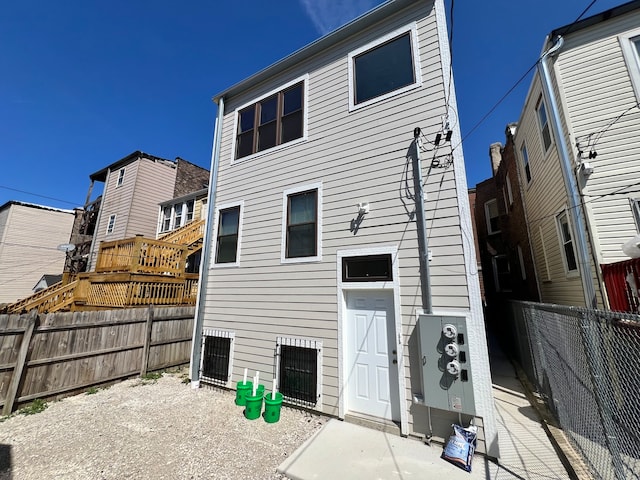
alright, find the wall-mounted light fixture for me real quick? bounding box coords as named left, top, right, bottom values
left=357, top=202, right=370, bottom=215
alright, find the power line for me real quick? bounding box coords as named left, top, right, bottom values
left=0, top=184, right=81, bottom=207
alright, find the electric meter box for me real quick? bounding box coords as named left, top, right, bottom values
left=415, top=314, right=476, bottom=415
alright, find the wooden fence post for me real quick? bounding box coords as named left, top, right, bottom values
left=3, top=310, right=38, bottom=416
left=140, top=305, right=154, bottom=376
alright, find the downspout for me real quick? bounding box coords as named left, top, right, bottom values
left=540, top=37, right=627, bottom=479
left=538, top=36, right=597, bottom=308
left=412, top=128, right=433, bottom=314
left=190, top=97, right=225, bottom=387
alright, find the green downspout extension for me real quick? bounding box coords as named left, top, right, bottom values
left=190, top=97, right=225, bottom=386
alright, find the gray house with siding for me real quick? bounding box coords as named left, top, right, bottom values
left=191, top=0, right=498, bottom=456
left=512, top=0, right=640, bottom=308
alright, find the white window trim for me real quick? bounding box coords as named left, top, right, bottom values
left=620, top=28, right=640, bottom=103
left=211, top=200, right=244, bottom=268
left=173, top=202, right=185, bottom=230
left=281, top=182, right=322, bottom=264
left=484, top=199, right=500, bottom=234
left=348, top=22, right=422, bottom=112
left=521, top=142, right=532, bottom=185
left=555, top=209, right=579, bottom=278
left=492, top=254, right=512, bottom=292
left=106, top=214, right=116, bottom=235
left=200, top=329, right=235, bottom=388
left=536, top=96, right=553, bottom=154
left=276, top=336, right=323, bottom=409
left=230, top=74, right=309, bottom=164
left=517, top=244, right=527, bottom=281
left=631, top=198, right=640, bottom=232
left=505, top=173, right=513, bottom=206
left=539, top=225, right=552, bottom=282
left=116, top=168, right=125, bottom=187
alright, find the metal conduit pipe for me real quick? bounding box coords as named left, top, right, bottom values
left=538, top=36, right=597, bottom=308
left=190, top=97, right=225, bottom=387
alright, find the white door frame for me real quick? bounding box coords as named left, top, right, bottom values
left=336, top=245, right=408, bottom=435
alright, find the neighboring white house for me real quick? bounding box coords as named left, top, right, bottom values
left=191, top=0, right=498, bottom=457
left=512, top=0, right=640, bottom=307
left=0, top=201, right=74, bottom=304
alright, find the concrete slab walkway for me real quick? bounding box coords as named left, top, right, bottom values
left=278, top=341, right=574, bottom=480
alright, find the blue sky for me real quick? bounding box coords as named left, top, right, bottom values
left=0, top=0, right=626, bottom=210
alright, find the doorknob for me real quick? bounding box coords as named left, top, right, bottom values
left=392, top=359, right=397, bottom=364
left=392, top=350, right=397, bottom=355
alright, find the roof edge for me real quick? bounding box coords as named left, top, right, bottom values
left=89, top=150, right=176, bottom=182
left=551, top=0, right=640, bottom=38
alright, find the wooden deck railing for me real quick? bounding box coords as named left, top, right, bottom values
left=95, top=236, right=188, bottom=276
left=157, top=219, right=205, bottom=250
left=4, top=274, right=198, bottom=314
left=5, top=280, right=79, bottom=314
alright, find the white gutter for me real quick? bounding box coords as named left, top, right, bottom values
left=538, top=36, right=597, bottom=308
left=190, top=97, right=225, bottom=387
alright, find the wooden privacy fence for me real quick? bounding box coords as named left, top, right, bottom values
left=0, top=305, right=195, bottom=415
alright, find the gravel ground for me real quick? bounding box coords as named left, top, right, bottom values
left=0, top=370, right=327, bottom=479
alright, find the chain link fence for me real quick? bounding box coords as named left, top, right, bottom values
left=508, top=301, right=640, bottom=480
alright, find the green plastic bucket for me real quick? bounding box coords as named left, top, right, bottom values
left=244, top=392, right=264, bottom=420
left=263, top=392, right=283, bottom=423
left=235, top=381, right=253, bottom=406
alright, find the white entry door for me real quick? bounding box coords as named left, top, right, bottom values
left=345, top=290, right=400, bottom=421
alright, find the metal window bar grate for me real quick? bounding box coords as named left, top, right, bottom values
left=277, top=337, right=320, bottom=406
left=201, top=329, right=233, bottom=386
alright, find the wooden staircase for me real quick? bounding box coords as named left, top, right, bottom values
left=2, top=220, right=205, bottom=314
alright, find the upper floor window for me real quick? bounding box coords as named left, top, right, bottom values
left=174, top=202, right=184, bottom=228
left=619, top=30, right=640, bottom=103
left=492, top=255, right=512, bottom=292
left=521, top=143, right=531, bottom=183
left=185, top=200, right=195, bottom=223
left=485, top=199, right=500, bottom=234
left=536, top=96, right=552, bottom=152
left=631, top=198, right=640, bottom=232
left=504, top=173, right=513, bottom=208
left=116, top=168, right=125, bottom=187
left=556, top=211, right=578, bottom=274
left=106, top=214, right=116, bottom=235
left=235, top=81, right=304, bottom=160
left=282, top=183, right=322, bottom=263
left=215, top=203, right=242, bottom=265
left=348, top=24, right=421, bottom=110
left=161, top=206, right=172, bottom=232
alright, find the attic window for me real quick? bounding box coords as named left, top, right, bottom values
left=116, top=168, right=125, bottom=187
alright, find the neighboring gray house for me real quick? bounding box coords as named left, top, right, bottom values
left=0, top=201, right=74, bottom=304
left=191, top=0, right=498, bottom=456
left=512, top=0, right=640, bottom=308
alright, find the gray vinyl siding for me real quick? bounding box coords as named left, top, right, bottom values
left=554, top=9, right=640, bottom=265
left=0, top=204, right=74, bottom=304
left=203, top=1, right=477, bottom=439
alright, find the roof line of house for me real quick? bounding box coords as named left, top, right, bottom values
left=551, top=0, right=640, bottom=38
left=89, top=150, right=176, bottom=182
left=0, top=200, right=75, bottom=214
left=212, top=0, right=417, bottom=103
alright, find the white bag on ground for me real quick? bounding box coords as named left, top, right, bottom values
left=441, top=423, right=477, bottom=472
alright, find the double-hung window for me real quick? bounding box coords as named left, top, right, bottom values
left=492, top=255, right=512, bottom=292
left=174, top=202, right=184, bottom=229
left=485, top=199, right=500, bottom=234
left=215, top=203, right=242, bottom=265
left=235, top=80, right=305, bottom=159
left=631, top=198, right=640, bottom=232
left=536, top=96, right=552, bottom=152
left=521, top=143, right=531, bottom=183
left=116, top=168, right=125, bottom=187
left=106, top=214, right=116, bottom=234
left=348, top=24, right=421, bottom=110
left=185, top=200, right=195, bottom=223
left=282, top=184, right=321, bottom=262
left=619, top=29, right=640, bottom=102
left=161, top=206, right=172, bottom=232
left=556, top=211, right=578, bottom=274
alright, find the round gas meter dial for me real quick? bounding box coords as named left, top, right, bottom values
left=446, top=360, right=461, bottom=377
left=444, top=343, right=459, bottom=357
left=442, top=324, right=457, bottom=339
